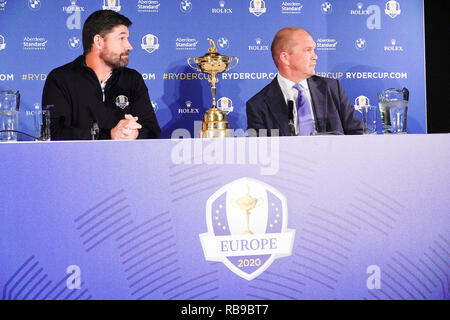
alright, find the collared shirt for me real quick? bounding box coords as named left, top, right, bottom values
left=277, top=73, right=315, bottom=135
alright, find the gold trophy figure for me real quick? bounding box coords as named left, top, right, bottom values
left=187, top=38, right=239, bottom=138
left=232, top=185, right=263, bottom=235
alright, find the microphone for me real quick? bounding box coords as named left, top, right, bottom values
left=91, top=122, right=99, bottom=140
left=87, top=105, right=99, bottom=140
left=288, top=100, right=296, bottom=136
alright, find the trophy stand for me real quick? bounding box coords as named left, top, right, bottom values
left=187, top=39, right=238, bottom=138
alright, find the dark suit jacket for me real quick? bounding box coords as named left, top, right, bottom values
left=246, top=75, right=363, bottom=136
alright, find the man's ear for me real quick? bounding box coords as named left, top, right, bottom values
left=93, top=34, right=104, bottom=51
left=279, top=51, right=290, bottom=67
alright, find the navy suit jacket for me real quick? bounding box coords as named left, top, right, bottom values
left=246, top=75, right=363, bottom=136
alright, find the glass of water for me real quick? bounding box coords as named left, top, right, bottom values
left=378, top=88, right=409, bottom=134
left=41, top=109, right=51, bottom=141
left=31, top=103, right=42, bottom=140
left=361, top=105, right=377, bottom=134
left=0, top=90, right=20, bottom=142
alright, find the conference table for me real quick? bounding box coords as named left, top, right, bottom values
left=0, top=134, right=448, bottom=300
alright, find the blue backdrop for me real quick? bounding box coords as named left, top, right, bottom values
left=0, top=0, right=427, bottom=139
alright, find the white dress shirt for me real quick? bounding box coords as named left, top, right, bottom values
left=277, top=73, right=315, bottom=135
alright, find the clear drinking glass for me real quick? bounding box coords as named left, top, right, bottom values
left=41, top=105, right=52, bottom=141
left=361, top=105, right=377, bottom=134
left=0, top=90, right=20, bottom=142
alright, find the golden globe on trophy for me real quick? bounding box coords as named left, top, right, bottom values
left=187, top=38, right=239, bottom=138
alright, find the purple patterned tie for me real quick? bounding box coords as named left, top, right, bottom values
left=293, top=83, right=315, bottom=136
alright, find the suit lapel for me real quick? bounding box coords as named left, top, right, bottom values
left=307, top=76, right=327, bottom=121
left=264, top=78, right=289, bottom=135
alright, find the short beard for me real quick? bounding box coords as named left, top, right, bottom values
left=101, top=51, right=130, bottom=70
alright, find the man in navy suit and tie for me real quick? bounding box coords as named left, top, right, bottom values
left=246, top=27, right=363, bottom=136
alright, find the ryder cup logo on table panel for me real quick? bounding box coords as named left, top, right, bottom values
left=385, top=0, right=400, bottom=18
left=199, top=178, right=296, bottom=281
left=141, top=34, right=159, bottom=53
left=103, top=0, right=121, bottom=12
left=28, top=0, right=41, bottom=11
left=249, top=0, right=266, bottom=17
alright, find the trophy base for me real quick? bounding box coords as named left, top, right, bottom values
left=200, top=129, right=233, bottom=138
left=200, top=107, right=232, bottom=139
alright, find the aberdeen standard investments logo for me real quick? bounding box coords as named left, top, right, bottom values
left=200, top=178, right=295, bottom=280
left=137, top=0, right=160, bottom=13
left=316, top=38, right=338, bottom=51
left=23, top=36, right=47, bottom=50
left=282, top=1, right=303, bottom=14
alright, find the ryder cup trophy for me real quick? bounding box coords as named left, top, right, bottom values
left=187, top=38, right=238, bottom=138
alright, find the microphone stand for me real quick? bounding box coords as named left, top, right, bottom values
left=91, top=122, right=99, bottom=140
left=288, top=100, right=296, bottom=136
